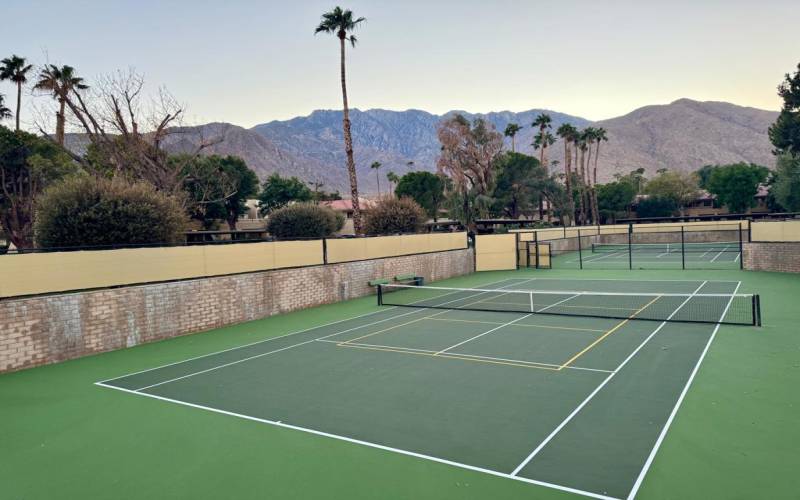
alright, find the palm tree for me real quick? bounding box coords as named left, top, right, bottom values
left=576, top=131, right=589, bottom=225
left=532, top=114, right=554, bottom=221
left=591, top=127, right=607, bottom=224
left=0, top=93, right=11, bottom=121
left=531, top=113, right=553, bottom=172
left=370, top=161, right=382, bottom=194
left=34, top=64, right=88, bottom=146
left=503, top=123, right=522, bottom=153
left=386, top=171, right=399, bottom=193
left=0, top=55, right=33, bottom=131
left=556, top=123, right=578, bottom=225
left=315, top=7, right=366, bottom=233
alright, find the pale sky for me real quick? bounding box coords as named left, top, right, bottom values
left=1, top=0, right=797, bottom=128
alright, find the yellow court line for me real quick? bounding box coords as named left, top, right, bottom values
left=337, top=342, right=559, bottom=371
left=557, top=295, right=663, bottom=370
left=425, top=317, right=605, bottom=333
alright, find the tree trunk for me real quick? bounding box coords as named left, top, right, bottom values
left=15, top=81, right=22, bottom=131
left=2, top=209, right=33, bottom=249
left=511, top=135, right=516, bottom=153
left=578, top=148, right=587, bottom=225
left=339, top=35, right=362, bottom=233
left=564, top=140, right=574, bottom=226
left=375, top=169, right=380, bottom=195
left=593, top=141, right=601, bottom=224
left=56, top=97, right=66, bottom=146
left=226, top=208, right=238, bottom=231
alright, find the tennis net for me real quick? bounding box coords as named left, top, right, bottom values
left=591, top=242, right=741, bottom=253
left=377, top=284, right=760, bottom=326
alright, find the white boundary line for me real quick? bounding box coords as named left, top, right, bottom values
left=98, top=277, right=527, bottom=384
left=509, top=280, right=709, bottom=477
left=94, top=381, right=621, bottom=500
left=530, top=278, right=738, bottom=283
left=624, top=281, right=741, bottom=500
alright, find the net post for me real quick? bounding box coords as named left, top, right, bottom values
left=534, top=232, right=540, bottom=269
left=529, top=291, right=534, bottom=313
left=377, top=284, right=383, bottom=306
left=753, top=294, right=761, bottom=326
left=577, top=229, right=583, bottom=269
left=739, top=223, right=744, bottom=270
left=628, top=223, right=633, bottom=270
left=681, top=225, right=686, bottom=270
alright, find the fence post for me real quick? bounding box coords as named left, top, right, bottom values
left=739, top=222, right=744, bottom=270
left=322, top=238, right=328, bottom=265
left=534, top=232, right=540, bottom=269
left=681, top=225, right=686, bottom=270
left=577, top=229, right=583, bottom=269
left=627, top=223, right=633, bottom=270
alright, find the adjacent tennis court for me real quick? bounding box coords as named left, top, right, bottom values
left=551, top=242, right=742, bottom=270
left=97, top=277, right=755, bottom=500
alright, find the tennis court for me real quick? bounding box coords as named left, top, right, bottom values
left=96, top=277, right=757, bottom=500
left=551, top=242, right=742, bottom=270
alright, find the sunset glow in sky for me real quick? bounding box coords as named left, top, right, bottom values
left=1, top=0, right=797, bottom=128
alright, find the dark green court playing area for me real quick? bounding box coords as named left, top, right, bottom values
left=97, top=277, right=752, bottom=500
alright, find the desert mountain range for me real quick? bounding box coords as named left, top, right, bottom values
left=163, top=98, right=779, bottom=193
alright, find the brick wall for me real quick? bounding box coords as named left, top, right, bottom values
left=0, top=248, right=473, bottom=373
left=743, top=242, right=800, bottom=273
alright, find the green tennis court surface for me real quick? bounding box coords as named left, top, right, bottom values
left=97, top=277, right=747, bottom=500
left=3, top=269, right=798, bottom=500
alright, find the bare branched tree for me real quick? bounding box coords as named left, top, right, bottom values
left=34, top=68, right=234, bottom=206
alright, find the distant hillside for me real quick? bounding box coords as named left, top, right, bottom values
left=141, top=99, right=778, bottom=193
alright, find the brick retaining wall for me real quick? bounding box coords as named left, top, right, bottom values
left=743, top=242, right=800, bottom=273
left=0, top=248, right=474, bottom=373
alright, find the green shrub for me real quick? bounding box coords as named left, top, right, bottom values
left=363, top=197, right=426, bottom=235
left=34, top=177, right=187, bottom=248
left=266, top=203, right=343, bottom=239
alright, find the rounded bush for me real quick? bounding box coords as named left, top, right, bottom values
left=363, top=196, right=426, bottom=235
left=267, top=203, right=343, bottom=239
left=34, top=176, right=187, bottom=248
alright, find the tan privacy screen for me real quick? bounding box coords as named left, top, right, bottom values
left=751, top=220, right=800, bottom=242
left=475, top=234, right=517, bottom=271
left=326, top=232, right=467, bottom=263
left=0, top=240, right=325, bottom=298
left=0, top=234, right=470, bottom=298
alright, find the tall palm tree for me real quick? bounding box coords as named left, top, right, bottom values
left=532, top=113, right=554, bottom=221
left=503, top=123, right=522, bottom=153
left=591, top=127, right=607, bottom=224
left=370, top=161, right=382, bottom=194
left=531, top=113, right=553, bottom=172
left=556, top=123, right=578, bottom=225
left=576, top=131, right=590, bottom=225
left=34, top=64, right=88, bottom=146
left=0, top=93, right=12, bottom=121
left=315, top=7, right=366, bottom=233
left=0, top=55, right=33, bottom=131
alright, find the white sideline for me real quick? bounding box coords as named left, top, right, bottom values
left=510, top=280, right=709, bottom=477
left=131, top=279, right=532, bottom=391
left=624, top=281, right=741, bottom=500
left=94, top=381, right=621, bottom=500
left=98, top=276, right=527, bottom=384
